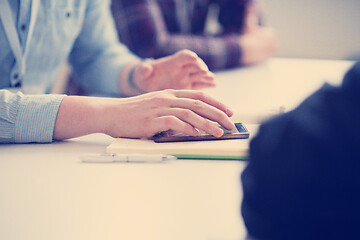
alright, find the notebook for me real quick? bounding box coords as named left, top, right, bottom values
left=106, top=124, right=259, bottom=160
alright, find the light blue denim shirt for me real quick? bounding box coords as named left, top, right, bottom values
left=0, top=0, right=140, bottom=143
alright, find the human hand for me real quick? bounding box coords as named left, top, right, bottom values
left=240, top=27, right=278, bottom=65
left=132, top=50, right=216, bottom=93
left=101, top=89, right=234, bottom=139
left=239, top=1, right=278, bottom=65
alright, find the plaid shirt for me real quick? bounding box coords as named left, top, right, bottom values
left=111, top=0, right=252, bottom=71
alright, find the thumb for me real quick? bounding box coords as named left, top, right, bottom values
left=135, top=61, right=153, bottom=80
left=130, top=61, right=154, bottom=94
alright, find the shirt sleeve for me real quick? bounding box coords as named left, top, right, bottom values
left=0, top=90, right=65, bottom=143
left=111, top=0, right=244, bottom=71
left=217, top=0, right=249, bottom=32
left=68, top=0, right=140, bottom=96
left=241, top=62, right=360, bottom=239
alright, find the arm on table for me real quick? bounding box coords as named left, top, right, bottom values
left=53, top=89, right=235, bottom=140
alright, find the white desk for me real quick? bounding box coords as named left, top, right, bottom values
left=0, top=58, right=355, bottom=240
left=205, top=58, right=354, bottom=123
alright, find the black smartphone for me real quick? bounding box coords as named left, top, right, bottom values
left=152, top=123, right=249, bottom=143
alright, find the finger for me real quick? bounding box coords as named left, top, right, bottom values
left=189, top=71, right=215, bottom=82
left=174, top=49, right=198, bottom=65
left=172, top=49, right=209, bottom=70
left=188, top=75, right=216, bottom=89
left=172, top=90, right=234, bottom=118
left=181, top=69, right=216, bottom=88
left=183, top=64, right=208, bottom=75
left=150, top=115, right=200, bottom=137
left=136, top=61, right=153, bottom=79
left=161, top=50, right=210, bottom=74
left=166, top=97, right=234, bottom=130
left=191, top=81, right=216, bottom=90
left=181, top=55, right=209, bottom=71
left=182, top=66, right=215, bottom=89
left=157, top=109, right=225, bottom=137
left=194, top=56, right=209, bottom=71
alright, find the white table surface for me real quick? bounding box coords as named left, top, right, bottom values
left=0, top=58, right=355, bottom=240
left=205, top=58, right=355, bottom=123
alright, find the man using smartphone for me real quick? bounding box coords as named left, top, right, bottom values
left=0, top=0, right=234, bottom=143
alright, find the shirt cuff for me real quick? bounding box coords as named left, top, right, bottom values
left=14, top=94, right=66, bottom=143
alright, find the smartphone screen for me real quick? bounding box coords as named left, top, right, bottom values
left=152, top=123, right=249, bottom=143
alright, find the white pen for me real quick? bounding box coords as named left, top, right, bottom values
left=80, top=153, right=176, bottom=163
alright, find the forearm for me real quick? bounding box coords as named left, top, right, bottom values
left=54, top=89, right=235, bottom=141
left=53, top=96, right=111, bottom=140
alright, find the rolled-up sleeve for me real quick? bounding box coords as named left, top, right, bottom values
left=0, top=90, right=65, bottom=143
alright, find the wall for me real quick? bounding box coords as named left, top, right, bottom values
left=260, top=0, right=360, bottom=60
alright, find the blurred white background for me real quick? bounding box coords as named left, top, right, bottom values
left=260, top=0, right=360, bottom=60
